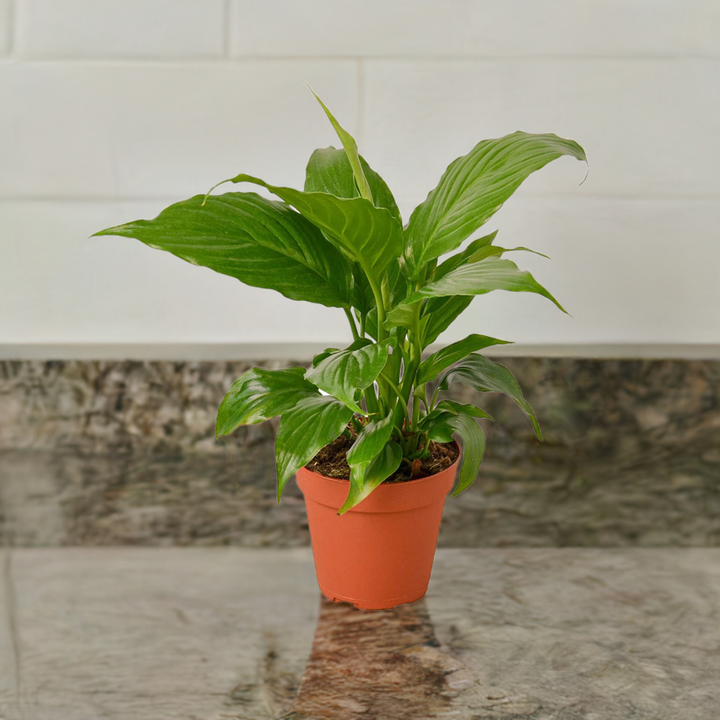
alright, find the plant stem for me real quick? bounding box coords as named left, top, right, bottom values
left=430, top=383, right=442, bottom=411
left=344, top=307, right=360, bottom=342
left=366, top=274, right=392, bottom=410
left=382, top=372, right=408, bottom=423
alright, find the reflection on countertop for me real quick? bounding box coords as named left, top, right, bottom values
left=0, top=547, right=718, bottom=719
left=2, top=445, right=720, bottom=549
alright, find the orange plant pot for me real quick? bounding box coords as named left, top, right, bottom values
left=296, top=451, right=459, bottom=610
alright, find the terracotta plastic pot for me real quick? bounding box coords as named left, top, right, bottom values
left=296, top=450, right=460, bottom=610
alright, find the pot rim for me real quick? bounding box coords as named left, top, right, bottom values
left=298, top=440, right=461, bottom=490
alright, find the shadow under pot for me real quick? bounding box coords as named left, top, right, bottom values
left=296, top=448, right=460, bottom=610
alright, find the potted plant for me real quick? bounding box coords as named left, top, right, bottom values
left=95, top=89, right=585, bottom=610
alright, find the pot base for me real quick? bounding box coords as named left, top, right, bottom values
left=320, top=585, right=427, bottom=611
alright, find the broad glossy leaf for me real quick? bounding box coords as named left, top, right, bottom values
left=340, top=440, right=403, bottom=514
left=305, top=339, right=393, bottom=413
left=384, top=301, right=418, bottom=330
left=305, top=147, right=402, bottom=320
left=417, top=334, right=511, bottom=384
left=404, top=132, right=586, bottom=278
left=312, top=347, right=340, bottom=368
left=216, top=367, right=318, bottom=438
left=305, top=147, right=401, bottom=223
left=310, top=338, right=372, bottom=371
left=427, top=422, right=455, bottom=444
left=275, top=395, right=353, bottom=500
left=347, top=411, right=396, bottom=469
left=218, top=174, right=403, bottom=285
left=440, top=354, right=542, bottom=440
left=400, top=257, right=566, bottom=313
left=94, top=192, right=353, bottom=309
left=444, top=410, right=487, bottom=497
left=307, top=86, right=374, bottom=203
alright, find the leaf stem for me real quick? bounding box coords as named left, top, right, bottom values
left=344, top=307, right=360, bottom=341
left=381, top=372, right=408, bottom=423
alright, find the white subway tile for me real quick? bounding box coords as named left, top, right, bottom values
left=361, top=59, right=720, bottom=201
left=0, top=201, right=351, bottom=344
left=0, top=0, right=11, bottom=55
left=230, top=0, right=720, bottom=58
left=15, top=0, right=226, bottom=58
left=430, top=195, right=720, bottom=346
left=2, top=197, right=719, bottom=346
left=0, top=61, right=358, bottom=198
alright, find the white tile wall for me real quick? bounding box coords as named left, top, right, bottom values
left=1, top=0, right=718, bottom=353
left=229, top=0, right=720, bottom=58
left=443, top=196, right=720, bottom=345
left=3, top=197, right=718, bottom=346
left=0, top=0, right=11, bottom=55
left=15, top=0, right=227, bottom=58
left=0, top=201, right=351, bottom=344
left=0, top=61, right=358, bottom=198
left=362, top=59, right=720, bottom=203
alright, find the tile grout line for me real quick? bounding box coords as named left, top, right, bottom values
left=3, top=549, right=24, bottom=718
left=1, top=54, right=720, bottom=64
left=3, top=193, right=720, bottom=204
left=6, top=0, right=15, bottom=55
left=222, top=0, right=231, bottom=58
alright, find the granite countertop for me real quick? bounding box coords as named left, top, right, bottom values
left=1, top=547, right=718, bottom=719
left=3, top=448, right=720, bottom=550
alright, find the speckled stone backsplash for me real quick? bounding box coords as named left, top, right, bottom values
left=1, top=359, right=719, bottom=547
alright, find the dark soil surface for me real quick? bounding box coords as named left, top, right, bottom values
left=305, top=430, right=459, bottom=483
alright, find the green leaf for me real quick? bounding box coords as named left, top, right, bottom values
left=420, top=296, right=475, bottom=347
left=434, top=231, right=499, bottom=281
left=404, top=131, right=586, bottom=278
left=400, top=257, right=566, bottom=313
left=427, top=423, right=455, bottom=444
left=443, top=411, right=487, bottom=497
left=305, top=339, right=393, bottom=413
left=347, top=411, right=396, bottom=470
left=304, top=146, right=402, bottom=322
left=417, top=334, right=512, bottom=384
left=421, top=400, right=492, bottom=434
left=306, top=86, right=374, bottom=203
left=216, top=367, right=319, bottom=438
left=436, top=400, right=494, bottom=421
left=94, top=192, right=353, bottom=309
left=216, top=174, right=403, bottom=288
left=365, top=260, right=408, bottom=335
left=340, top=440, right=403, bottom=514
left=305, top=147, right=401, bottom=223
left=275, top=395, right=353, bottom=500
left=440, top=354, right=543, bottom=440
left=311, top=347, right=340, bottom=368
left=384, top=302, right=418, bottom=330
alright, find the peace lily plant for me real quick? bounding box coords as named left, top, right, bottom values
left=95, top=91, right=586, bottom=516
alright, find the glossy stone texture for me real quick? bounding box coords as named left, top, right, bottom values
left=0, top=548, right=718, bottom=719
left=1, top=358, right=720, bottom=548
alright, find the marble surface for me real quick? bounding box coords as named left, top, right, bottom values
left=0, top=547, right=718, bottom=719
left=2, top=358, right=720, bottom=461
left=2, top=447, right=719, bottom=548
left=1, top=358, right=719, bottom=548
